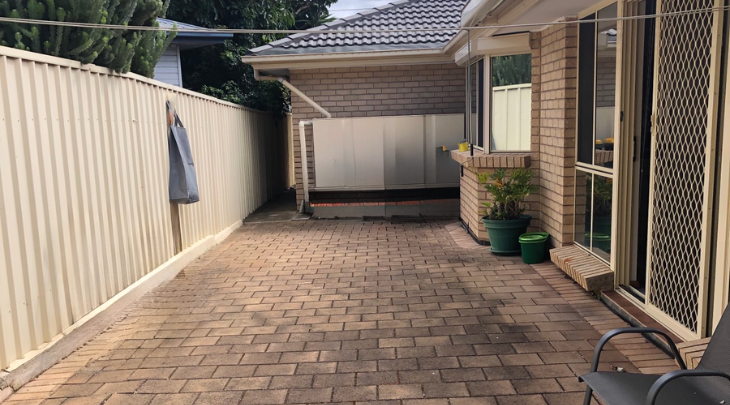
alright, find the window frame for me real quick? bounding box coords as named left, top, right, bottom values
left=467, top=58, right=487, bottom=150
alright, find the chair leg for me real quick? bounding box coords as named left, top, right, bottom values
left=583, top=387, right=593, bottom=405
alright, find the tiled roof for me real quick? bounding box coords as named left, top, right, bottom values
left=247, top=0, right=466, bottom=56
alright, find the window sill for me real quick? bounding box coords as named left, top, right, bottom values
left=450, top=150, right=531, bottom=169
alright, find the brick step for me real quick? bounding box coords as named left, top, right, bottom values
left=676, top=338, right=710, bottom=369
left=550, top=246, right=613, bottom=293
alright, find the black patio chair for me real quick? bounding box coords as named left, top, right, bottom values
left=579, top=308, right=730, bottom=405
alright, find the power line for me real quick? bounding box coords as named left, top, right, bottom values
left=0, top=5, right=727, bottom=35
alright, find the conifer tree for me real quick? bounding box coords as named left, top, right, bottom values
left=0, top=0, right=176, bottom=77
left=129, top=0, right=174, bottom=77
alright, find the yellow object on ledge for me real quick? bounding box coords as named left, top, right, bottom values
left=458, top=142, right=469, bottom=152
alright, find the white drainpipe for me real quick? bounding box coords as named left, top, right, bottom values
left=299, top=121, right=312, bottom=209
left=254, top=70, right=331, bottom=118
left=254, top=70, right=324, bottom=211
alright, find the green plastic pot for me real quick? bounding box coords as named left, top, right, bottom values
left=482, top=215, right=532, bottom=255
left=593, top=216, right=612, bottom=237
left=592, top=233, right=611, bottom=253
left=519, top=232, right=549, bottom=264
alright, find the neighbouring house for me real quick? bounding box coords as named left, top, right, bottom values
left=154, top=18, right=232, bottom=87
left=242, top=0, right=473, bottom=219
left=245, top=0, right=730, bottom=347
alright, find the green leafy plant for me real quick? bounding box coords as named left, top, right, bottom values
left=479, top=168, right=536, bottom=220
left=492, top=54, right=531, bottom=87
left=589, top=176, right=613, bottom=217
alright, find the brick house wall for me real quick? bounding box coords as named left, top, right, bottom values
left=289, top=63, right=466, bottom=207
left=283, top=26, right=578, bottom=248
left=534, top=22, right=579, bottom=247
left=596, top=56, right=617, bottom=108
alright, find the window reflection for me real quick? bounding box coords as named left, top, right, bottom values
left=575, top=170, right=592, bottom=249
left=490, top=54, right=531, bottom=151
left=594, top=3, right=617, bottom=169
left=590, top=174, right=613, bottom=262
left=469, top=61, right=479, bottom=146
left=577, top=16, right=596, bottom=165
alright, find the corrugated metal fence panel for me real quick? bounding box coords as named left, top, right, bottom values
left=0, top=46, right=287, bottom=369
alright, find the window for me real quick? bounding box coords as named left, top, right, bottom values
left=577, top=3, right=618, bottom=169
left=574, top=170, right=591, bottom=250
left=575, top=2, right=618, bottom=264
left=466, top=54, right=532, bottom=151
left=467, top=59, right=485, bottom=148
left=490, top=54, right=532, bottom=152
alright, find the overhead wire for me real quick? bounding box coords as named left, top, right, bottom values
left=0, top=5, right=727, bottom=35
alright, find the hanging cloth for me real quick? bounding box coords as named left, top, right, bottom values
left=167, top=102, right=200, bottom=204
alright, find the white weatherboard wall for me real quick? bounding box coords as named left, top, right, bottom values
left=0, top=46, right=288, bottom=370
left=153, top=45, right=182, bottom=87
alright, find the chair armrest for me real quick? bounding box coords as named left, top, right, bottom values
left=645, top=369, right=730, bottom=405
left=585, top=327, right=686, bottom=374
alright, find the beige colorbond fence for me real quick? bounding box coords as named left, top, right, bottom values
left=0, top=46, right=290, bottom=370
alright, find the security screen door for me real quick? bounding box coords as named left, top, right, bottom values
left=644, top=0, right=723, bottom=340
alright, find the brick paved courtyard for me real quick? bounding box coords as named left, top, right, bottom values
left=5, top=220, right=674, bottom=405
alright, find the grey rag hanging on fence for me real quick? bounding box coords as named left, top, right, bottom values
left=167, top=102, right=200, bottom=204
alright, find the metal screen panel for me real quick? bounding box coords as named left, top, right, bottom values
left=312, top=115, right=463, bottom=191
left=646, top=0, right=719, bottom=338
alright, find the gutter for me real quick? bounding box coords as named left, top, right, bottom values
left=241, top=48, right=450, bottom=68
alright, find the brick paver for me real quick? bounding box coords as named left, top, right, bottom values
left=5, top=220, right=673, bottom=404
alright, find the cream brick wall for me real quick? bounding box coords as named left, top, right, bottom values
left=533, top=22, right=579, bottom=247
left=289, top=64, right=467, bottom=207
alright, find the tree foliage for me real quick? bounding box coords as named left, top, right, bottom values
left=0, top=0, right=176, bottom=77
left=491, top=54, right=532, bottom=87
left=166, top=0, right=337, bottom=115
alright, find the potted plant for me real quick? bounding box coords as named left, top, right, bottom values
left=479, top=168, right=536, bottom=255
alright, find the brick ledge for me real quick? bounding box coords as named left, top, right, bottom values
left=450, top=150, right=531, bottom=168
left=550, top=245, right=614, bottom=293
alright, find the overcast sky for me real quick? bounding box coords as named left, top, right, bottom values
left=329, top=0, right=395, bottom=18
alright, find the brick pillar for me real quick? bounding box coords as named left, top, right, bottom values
left=533, top=21, right=578, bottom=247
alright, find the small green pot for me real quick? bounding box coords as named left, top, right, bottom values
left=519, top=232, right=550, bottom=264
left=592, top=233, right=611, bottom=253
left=593, top=216, right=612, bottom=237
left=482, top=215, right=532, bottom=255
